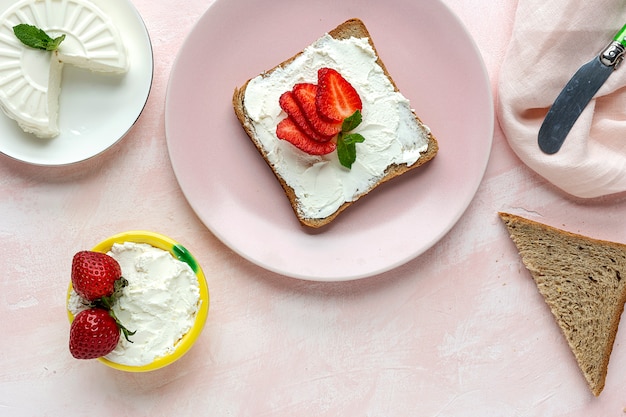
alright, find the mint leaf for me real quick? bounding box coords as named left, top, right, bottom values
left=336, top=110, right=365, bottom=169
left=342, top=110, right=362, bottom=132
left=343, top=133, right=366, bottom=146
left=13, top=24, right=65, bottom=51
left=337, top=133, right=365, bottom=169
left=48, top=34, right=66, bottom=51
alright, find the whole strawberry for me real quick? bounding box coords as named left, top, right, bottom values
left=71, top=251, right=123, bottom=301
left=69, top=308, right=121, bottom=359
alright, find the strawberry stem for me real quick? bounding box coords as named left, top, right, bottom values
left=108, top=309, right=136, bottom=343
left=91, top=276, right=135, bottom=343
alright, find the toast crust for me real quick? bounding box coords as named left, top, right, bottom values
left=499, top=212, right=626, bottom=396
left=233, top=18, right=438, bottom=228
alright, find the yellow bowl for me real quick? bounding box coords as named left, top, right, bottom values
left=67, top=231, right=209, bottom=372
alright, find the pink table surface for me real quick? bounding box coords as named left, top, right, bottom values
left=2, top=0, right=626, bottom=416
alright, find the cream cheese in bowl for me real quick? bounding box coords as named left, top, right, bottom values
left=67, top=231, right=209, bottom=372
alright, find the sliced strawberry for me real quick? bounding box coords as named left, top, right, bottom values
left=292, top=83, right=342, bottom=139
left=279, top=91, right=334, bottom=143
left=276, top=118, right=336, bottom=155
left=316, top=68, right=362, bottom=123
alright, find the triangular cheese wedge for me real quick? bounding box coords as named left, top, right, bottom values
left=499, top=212, right=626, bottom=396
left=0, top=0, right=128, bottom=138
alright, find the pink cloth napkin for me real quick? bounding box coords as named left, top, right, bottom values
left=498, top=0, right=626, bottom=198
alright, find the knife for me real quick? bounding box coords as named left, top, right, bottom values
left=538, top=24, right=626, bottom=154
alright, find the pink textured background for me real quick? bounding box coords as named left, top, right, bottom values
left=2, top=0, right=626, bottom=415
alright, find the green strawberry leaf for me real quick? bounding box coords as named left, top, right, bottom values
left=13, top=23, right=65, bottom=51
left=91, top=276, right=135, bottom=342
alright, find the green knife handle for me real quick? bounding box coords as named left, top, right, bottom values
left=599, top=25, right=626, bottom=67
left=614, top=23, right=626, bottom=47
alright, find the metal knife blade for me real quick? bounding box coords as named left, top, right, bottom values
left=538, top=24, right=626, bottom=154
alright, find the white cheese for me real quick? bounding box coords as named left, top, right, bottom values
left=0, top=0, right=128, bottom=138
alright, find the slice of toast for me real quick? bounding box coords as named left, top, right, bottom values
left=499, top=212, right=626, bottom=396
left=233, top=18, right=438, bottom=228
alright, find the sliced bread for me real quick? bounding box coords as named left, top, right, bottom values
left=232, top=18, right=438, bottom=228
left=499, top=211, right=626, bottom=396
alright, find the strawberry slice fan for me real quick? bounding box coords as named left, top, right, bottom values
left=276, top=67, right=365, bottom=168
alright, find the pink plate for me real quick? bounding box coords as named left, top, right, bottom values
left=165, top=0, right=493, bottom=281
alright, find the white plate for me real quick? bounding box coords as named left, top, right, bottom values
left=0, top=0, right=153, bottom=166
left=165, top=0, right=493, bottom=281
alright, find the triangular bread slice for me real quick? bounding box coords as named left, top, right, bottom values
left=499, top=212, right=626, bottom=396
